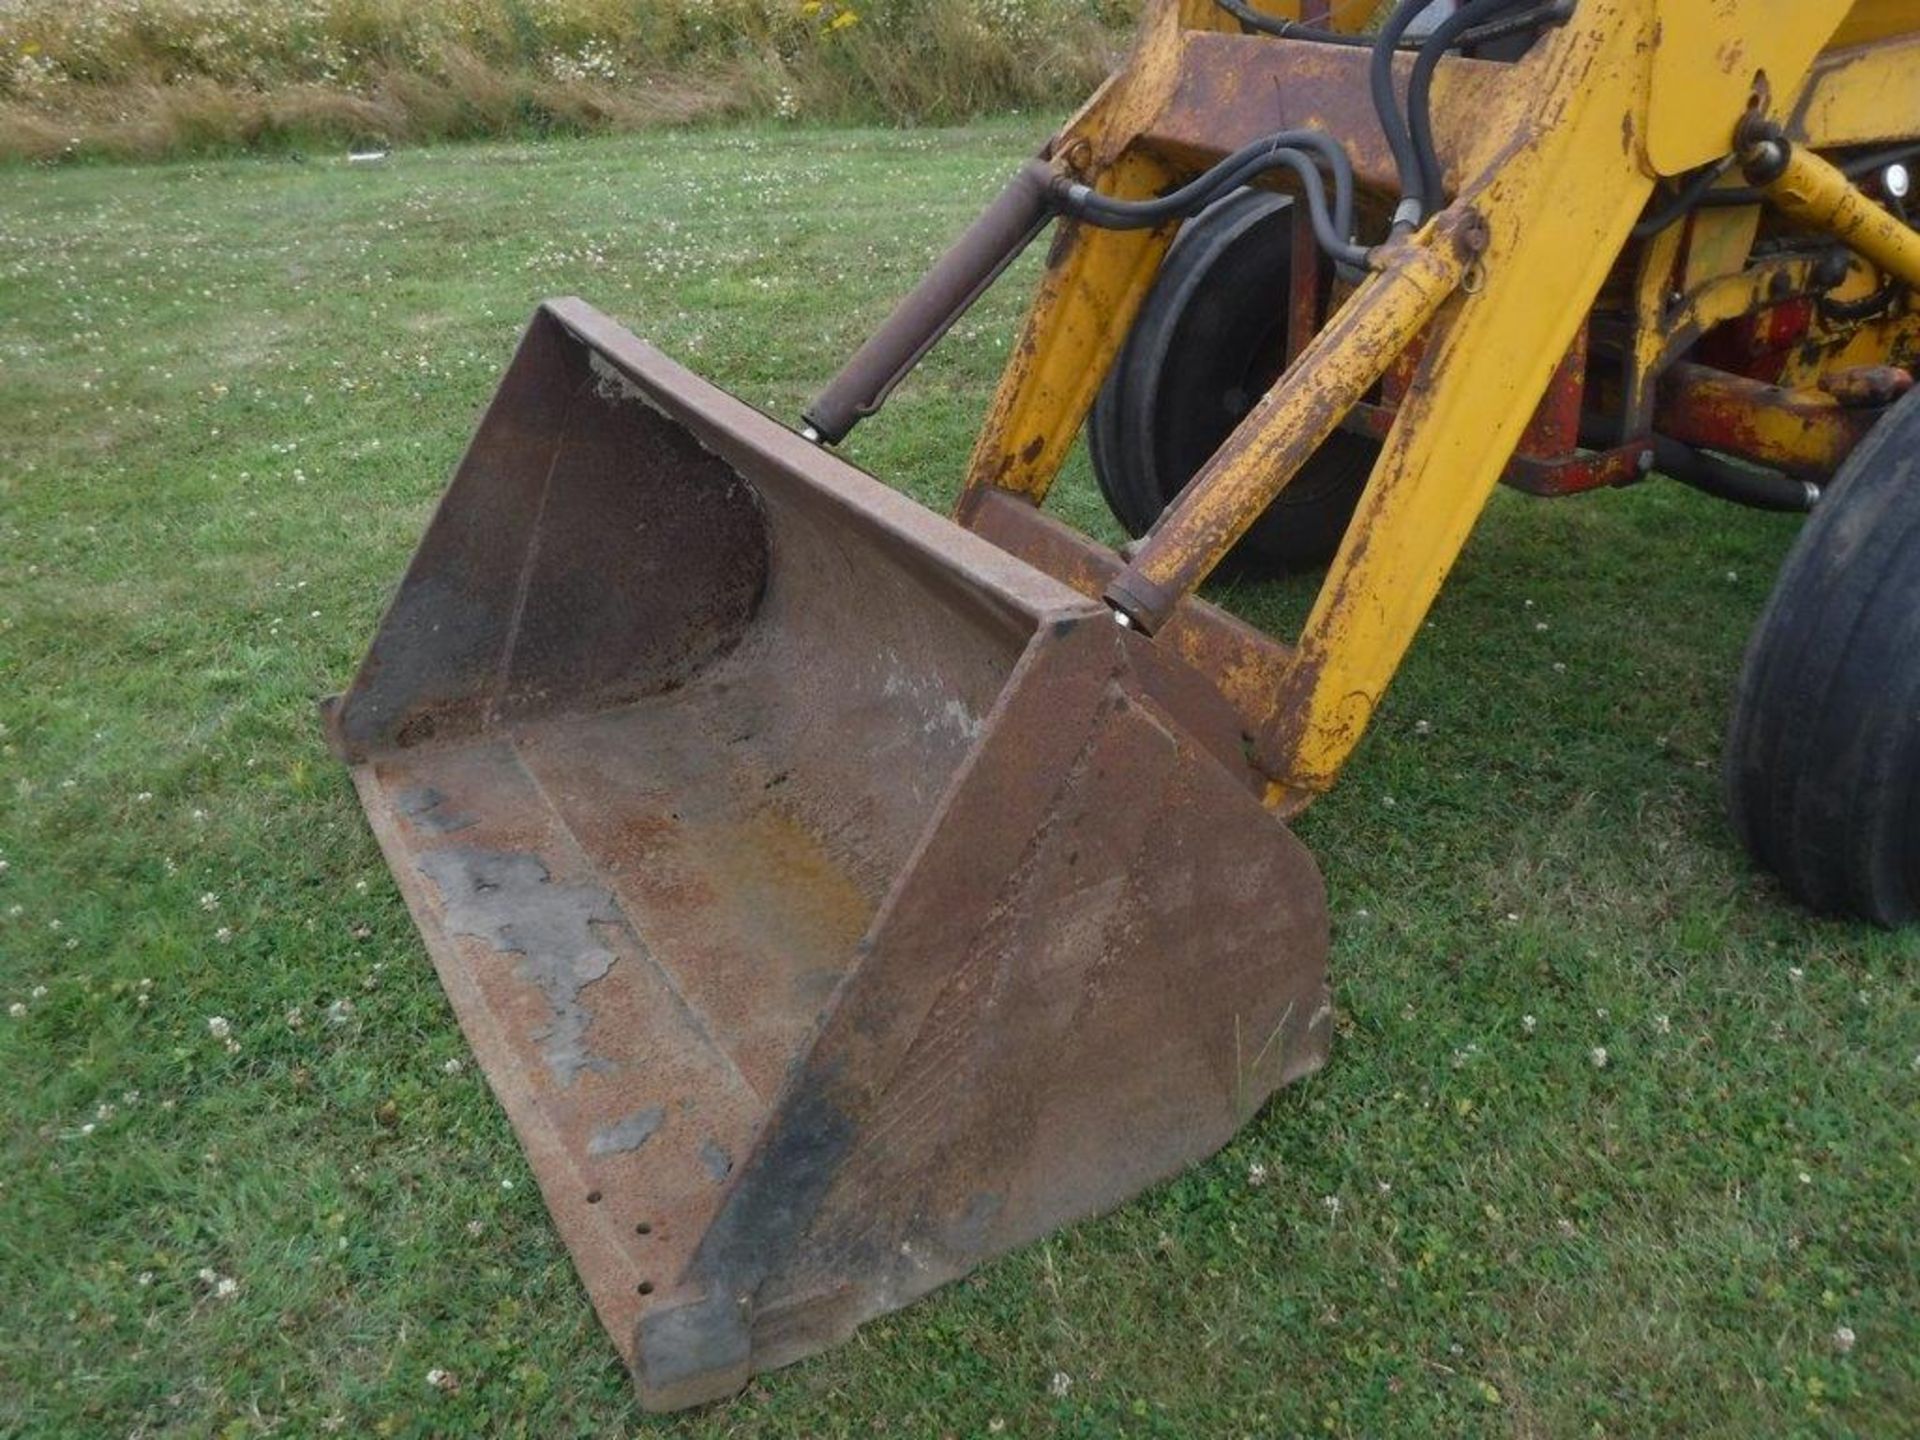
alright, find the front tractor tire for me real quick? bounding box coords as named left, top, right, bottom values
left=1725, top=387, right=1920, bottom=927
left=1089, top=189, right=1377, bottom=573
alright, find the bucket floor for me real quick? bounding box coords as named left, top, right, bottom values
left=351, top=675, right=888, bottom=1367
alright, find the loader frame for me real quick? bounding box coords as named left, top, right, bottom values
left=945, top=0, right=1920, bottom=812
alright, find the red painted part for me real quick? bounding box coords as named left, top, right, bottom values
left=1519, top=316, right=1588, bottom=459
left=1692, top=299, right=1814, bottom=385
left=1503, top=441, right=1649, bottom=497
left=1655, top=360, right=1881, bottom=478
left=1343, top=319, right=1590, bottom=487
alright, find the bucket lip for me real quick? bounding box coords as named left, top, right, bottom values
left=537, top=297, right=1109, bottom=634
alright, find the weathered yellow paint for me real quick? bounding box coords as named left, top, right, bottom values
left=1647, top=5, right=1849, bottom=175
left=940, top=0, right=1916, bottom=808
left=953, top=0, right=1197, bottom=516
left=1265, top=0, right=1663, bottom=799
left=1623, top=220, right=1688, bottom=432
left=953, top=152, right=1179, bottom=518
left=1109, top=222, right=1469, bottom=632
left=1681, top=205, right=1764, bottom=293
left=1831, top=0, right=1920, bottom=48
left=1758, top=140, right=1920, bottom=290
left=1795, top=28, right=1920, bottom=146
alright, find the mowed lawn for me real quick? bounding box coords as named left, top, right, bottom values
left=1, top=119, right=1915, bottom=1438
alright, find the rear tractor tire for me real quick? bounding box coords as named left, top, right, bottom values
left=1089, top=189, right=1378, bottom=573
left=1725, top=387, right=1920, bottom=927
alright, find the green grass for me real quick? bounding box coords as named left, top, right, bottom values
left=1, top=119, right=1915, bottom=1438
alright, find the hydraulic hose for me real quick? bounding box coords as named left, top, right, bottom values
left=1654, top=435, right=1820, bottom=513
left=1054, top=131, right=1367, bottom=269
left=1408, top=0, right=1564, bottom=215
left=1371, top=0, right=1437, bottom=232
left=1212, top=0, right=1379, bottom=45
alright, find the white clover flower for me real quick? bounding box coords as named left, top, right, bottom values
left=215, top=927, right=233, bottom=944
left=1246, top=1161, right=1269, bottom=1188
left=1589, top=1046, right=1609, bottom=1068
left=207, top=1016, right=231, bottom=1040
left=1321, top=1194, right=1341, bottom=1215
left=1522, top=1014, right=1537, bottom=1033
left=441, top=1058, right=463, bottom=1076
left=426, top=1367, right=456, bottom=1391
left=1048, top=1371, right=1072, bottom=1399
left=7, top=1002, right=25, bottom=1019
left=1832, top=1325, right=1856, bottom=1354
left=465, top=1218, right=484, bottom=1238
left=285, top=1007, right=305, bottom=1030
left=1654, top=1014, right=1671, bottom=1035
left=326, top=998, right=354, bottom=1025
left=214, top=1276, right=238, bottom=1298
left=1788, top=966, right=1805, bottom=982
left=198, top=892, right=219, bottom=911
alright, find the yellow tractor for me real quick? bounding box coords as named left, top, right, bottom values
left=324, top=0, right=1920, bottom=1409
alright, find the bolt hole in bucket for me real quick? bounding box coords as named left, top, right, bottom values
left=324, top=299, right=1331, bottom=1407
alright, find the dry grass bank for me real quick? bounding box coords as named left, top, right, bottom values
left=0, top=0, right=1133, bottom=161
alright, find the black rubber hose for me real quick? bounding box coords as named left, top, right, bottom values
left=1654, top=435, right=1821, bottom=512
left=1215, top=0, right=1555, bottom=49
left=1632, top=156, right=1737, bottom=237
left=1053, top=128, right=1365, bottom=266
left=1051, top=130, right=1329, bottom=227
left=1062, top=148, right=1366, bottom=268
left=1408, top=0, right=1556, bottom=213
left=1371, top=0, right=1435, bottom=232
left=1213, top=0, right=1377, bottom=45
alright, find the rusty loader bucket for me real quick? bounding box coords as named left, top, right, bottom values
left=324, top=299, right=1331, bottom=1410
